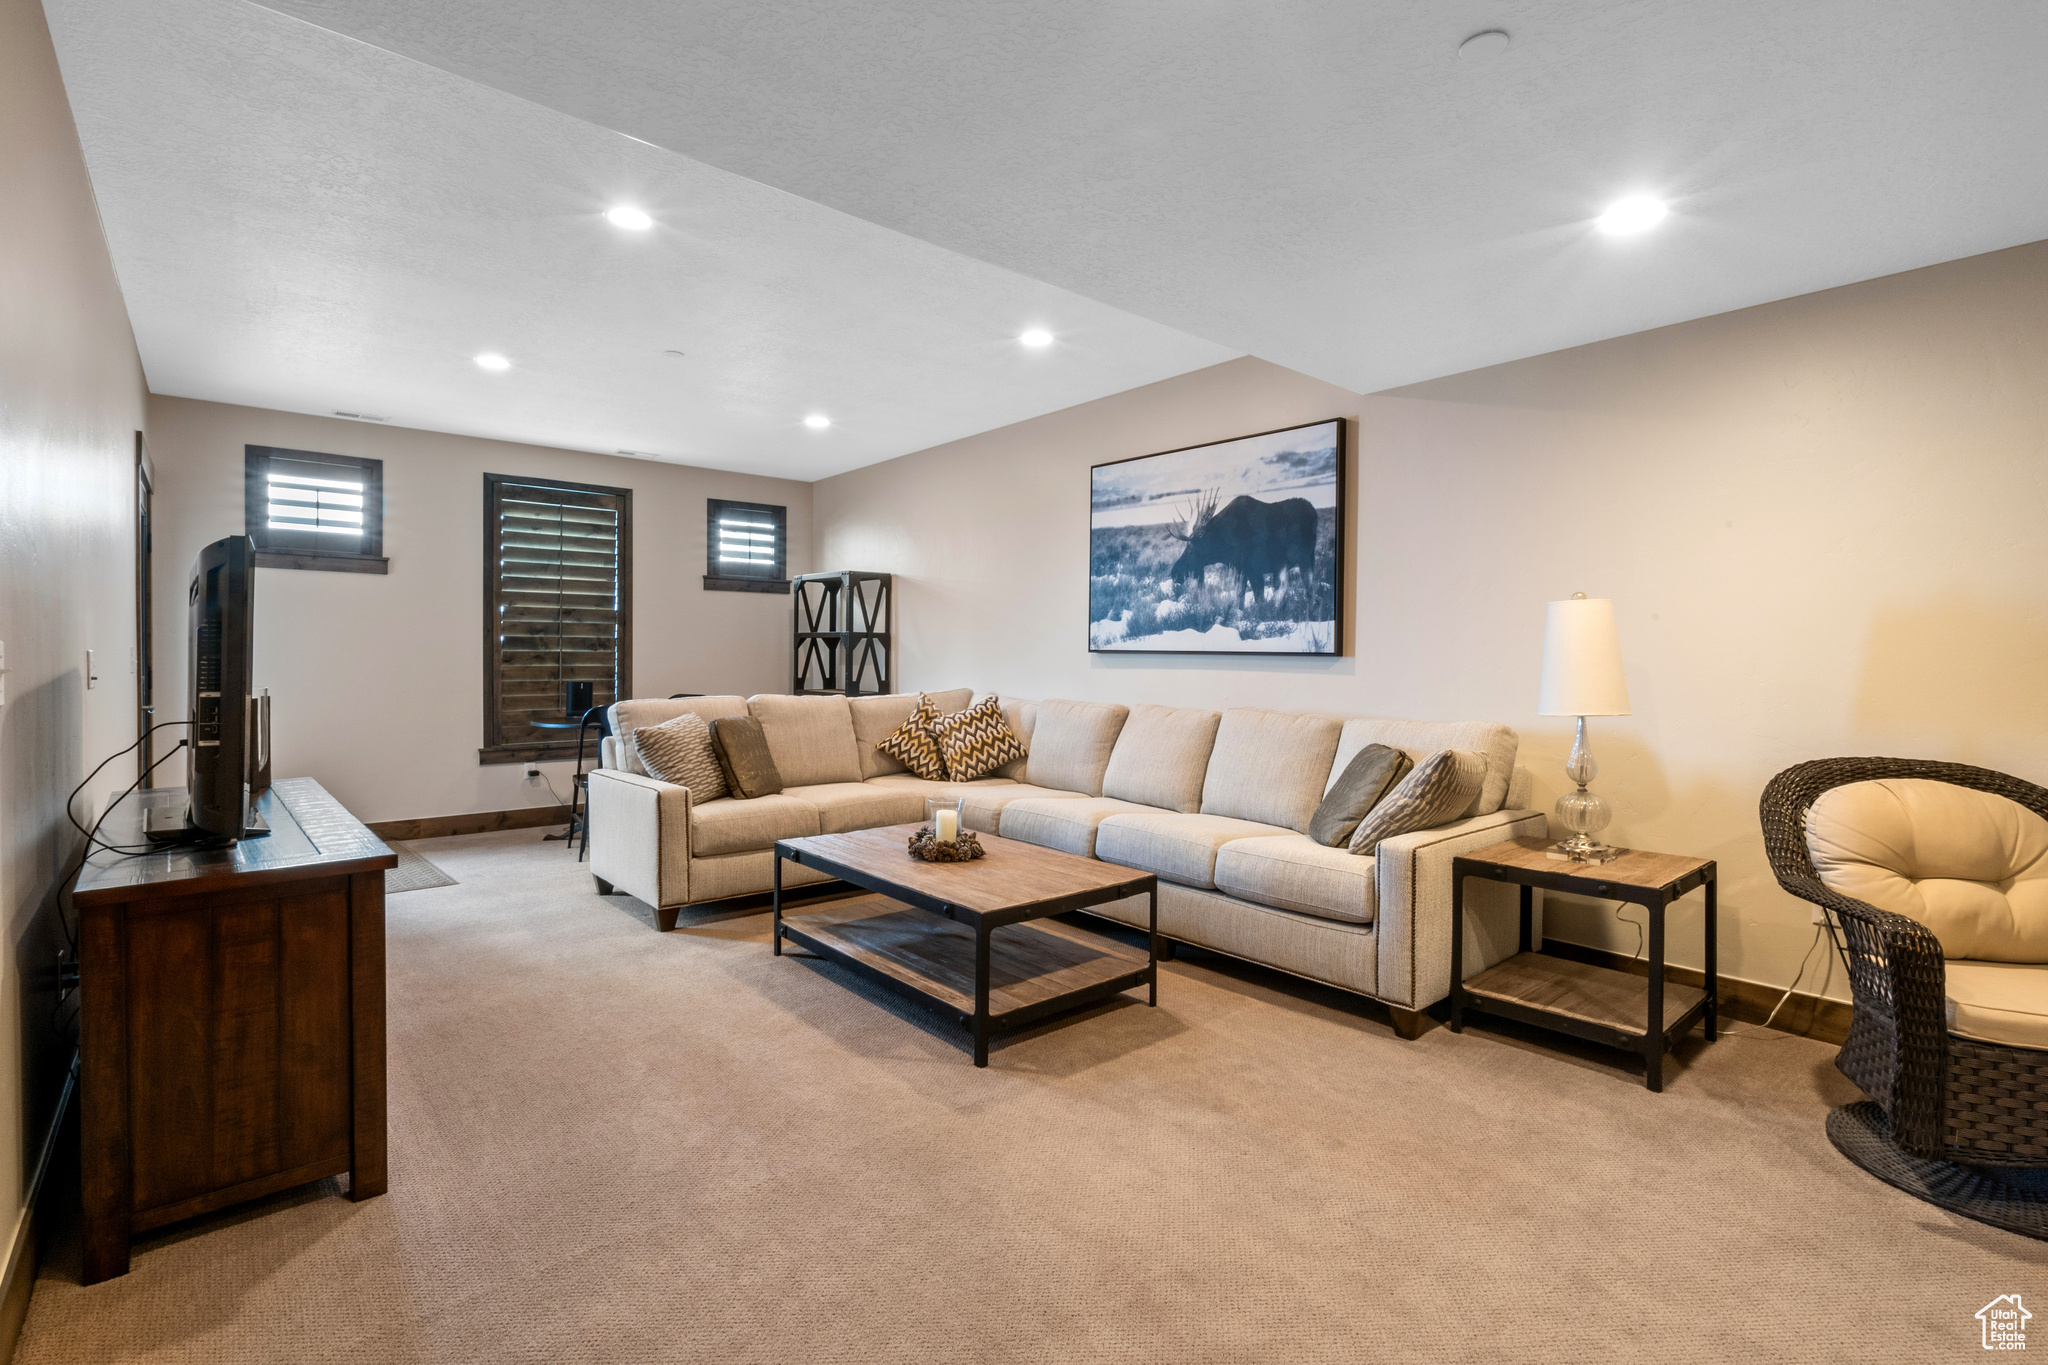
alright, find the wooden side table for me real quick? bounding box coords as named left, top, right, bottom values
left=1449, top=837, right=1717, bottom=1092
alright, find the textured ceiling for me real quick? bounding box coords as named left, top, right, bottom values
left=260, top=0, right=2048, bottom=395
left=43, top=0, right=1235, bottom=478
left=48, top=1, right=2048, bottom=476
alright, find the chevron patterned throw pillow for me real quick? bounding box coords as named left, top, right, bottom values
left=875, top=693, right=948, bottom=780
left=931, top=696, right=1029, bottom=782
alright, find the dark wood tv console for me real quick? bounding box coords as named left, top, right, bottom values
left=72, top=778, right=396, bottom=1283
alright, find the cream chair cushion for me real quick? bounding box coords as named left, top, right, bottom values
left=781, top=782, right=928, bottom=835
left=1943, top=961, right=2048, bottom=1049
left=612, top=695, right=750, bottom=735
left=958, top=783, right=1088, bottom=835
left=1807, top=778, right=2048, bottom=962
left=1100, top=704, right=1221, bottom=814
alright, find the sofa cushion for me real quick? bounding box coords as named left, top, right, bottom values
left=1200, top=709, right=1342, bottom=833
left=630, top=712, right=728, bottom=799
left=1095, top=812, right=1294, bottom=889
left=999, top=797, right=1165, bottom=859
left=989, top=697, right=1036, bottom=780
left=1307, top=743, right=1412, bottom=848
left=1944, top=960, right=2048, bottom=1049
left=1808, top=778, right=2048, bottom=962
left=709, top=716, right=784, bottom=800
left=865, top=774, right=1020, bottom=799
left=689, top=793, right=819, bottom=856
left=782, top=782, right=928, bottom=835
left=1024, top=699, right=1129, bottom=796
left=612, top=695, right=750, bottom=738
left=1329, top=717, right=1519, bottom=818
left=931, top=696, right=1030, bottom=782
left=1215, top=835, right=1378, bottom=925
left=747, top=694, right=863, bottom=787
left=873, top=693, right=948, bottom=780
left=1101, top=704, right=1221, bottom=814
left=1349, top=750, right=1488, bottom=854
left=957, top=784, right=1089, bottom=835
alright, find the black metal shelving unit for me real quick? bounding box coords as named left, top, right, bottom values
left=792, top=571, right=892, bottom=697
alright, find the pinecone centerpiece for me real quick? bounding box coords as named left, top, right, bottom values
left=907, top=826, right=985, bottom=862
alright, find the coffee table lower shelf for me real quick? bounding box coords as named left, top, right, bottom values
left=780, top=894, right=1154, bottom=1056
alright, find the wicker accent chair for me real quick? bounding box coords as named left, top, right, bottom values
left=1761, top=757, right=2048, bottom=1166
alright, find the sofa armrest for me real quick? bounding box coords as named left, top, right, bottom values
left=588, top=768, right=693, bottom=910
left=1374, top=807, right=1549, bottom=1010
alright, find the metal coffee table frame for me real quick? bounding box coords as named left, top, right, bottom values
left=773, top=835, right=1159, bottom=1067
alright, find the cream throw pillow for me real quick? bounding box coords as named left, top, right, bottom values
left=631, top=713, right=728, bottom=800
left=1347, top=750, right=1486, bottom=854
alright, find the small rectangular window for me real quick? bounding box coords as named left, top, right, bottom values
left=245, top=445, right=387, bottom=573
left=705, top=499, right=789, bottom=593
left=482, top=473, right=632, bottom=764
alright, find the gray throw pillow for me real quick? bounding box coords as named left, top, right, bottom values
left=1308, top=744, right=1414, bottom=848
left=1348, top=749, right=1487, bottom=855
left=708, top=716, right=784, bottom=799
left=631, top=713, right=728, bottom=800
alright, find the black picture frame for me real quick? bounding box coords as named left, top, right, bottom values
left=1088, top=419, right=1346, bottom=657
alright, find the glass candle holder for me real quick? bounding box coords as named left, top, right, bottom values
left=925, top=796, right=964, bottom=844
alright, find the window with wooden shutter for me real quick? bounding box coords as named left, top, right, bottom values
left=703, top=498, right=789, bottom=592
left=245, top=445, right=388, bottom=573
left=482, top=473, right=632, bottom=763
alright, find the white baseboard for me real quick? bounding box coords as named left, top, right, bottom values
left=0, top=1054, right=79, bottom=1364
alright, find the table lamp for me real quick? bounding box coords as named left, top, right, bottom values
left=1537, top=593, right=1631, bottom=863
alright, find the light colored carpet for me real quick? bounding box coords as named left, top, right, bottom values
left=384, top=842, right=457, bottom=894
left=17, top=829, right=2046, bottom=1363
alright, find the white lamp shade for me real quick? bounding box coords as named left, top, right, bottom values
left=1538, top=596, right=1631, bottom=717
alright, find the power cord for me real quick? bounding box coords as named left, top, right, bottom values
left=1722, top=922, right=1832, bottom=1040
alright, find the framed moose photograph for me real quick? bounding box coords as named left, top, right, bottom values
left=1089, top=419, right=1345, bottom=656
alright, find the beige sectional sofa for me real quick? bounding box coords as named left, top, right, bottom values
left=586, top=690, right=1545, bottom=1031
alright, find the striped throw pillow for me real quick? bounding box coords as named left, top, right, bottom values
left=1347, top=749, right=1487, bottom=855
left=932, top=697, right=1028, bottom=782
left=875, top=694, right=948, bottom=780
left=631, top=713, right=729, bottom=799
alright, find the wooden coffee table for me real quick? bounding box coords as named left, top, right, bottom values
left=772, top=824, right=1160, bottom=1066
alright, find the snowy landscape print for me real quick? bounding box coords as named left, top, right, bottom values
left=1089, top=420, right=1342, bottom=654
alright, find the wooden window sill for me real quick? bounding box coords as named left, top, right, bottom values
left=703, top=576, right=790, bottom=594
left=256, top=551, right=389, bottom=575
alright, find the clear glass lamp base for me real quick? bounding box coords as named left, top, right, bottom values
left=1547, top=765, right=1622, bottom=863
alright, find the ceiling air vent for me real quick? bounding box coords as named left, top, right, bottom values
left=332, top=411, right=389, bottom=422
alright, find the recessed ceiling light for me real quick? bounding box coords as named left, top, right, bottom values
left=1019, top=328, right=1055, bottom=348
left=1458, top=29, right=1510, bottom=59
left=803, top=414, right=831, bottom=430
left=474, top=353, right=511, bottom=371
left=1595, top=195, right=1668, bottom=235
left=605, top=206, right=654, bottom=230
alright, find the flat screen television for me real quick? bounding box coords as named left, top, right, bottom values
left=183, top=534, right=258, bottom=841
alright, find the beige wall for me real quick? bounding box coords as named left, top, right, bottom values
left=147, top=398, right=812, bottom=824
left=815, top=240, right=2048, bottom=999
left=0, top=0, right=150, bottom=1306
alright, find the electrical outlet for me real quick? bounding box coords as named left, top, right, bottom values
left=86, top=648, right=99, bottom=689
left=1811, top=905, right=1828, bottom=926
left=524, top=761, right=540, bottom=780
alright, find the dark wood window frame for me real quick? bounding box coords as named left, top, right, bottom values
left=481, top=472, right=633, bottom=766
left=704, top=498, right=789, bottom=593
left=244, top=445, right=388, bottom=574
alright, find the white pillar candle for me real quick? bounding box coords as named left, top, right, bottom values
left=936, top=808, right=959, bottom=843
